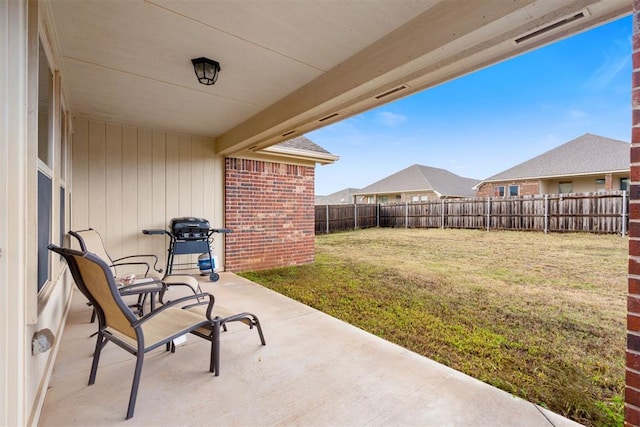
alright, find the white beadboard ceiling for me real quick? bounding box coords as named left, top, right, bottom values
left=46, top=0, right=630, bottom=155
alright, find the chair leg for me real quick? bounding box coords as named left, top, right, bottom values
left=89, top=333, right=104, bottom=385
left=210, top=321, right=221, bottom=375
left=126, top=352, right=144, bottom=420
left=253, top=315, right=266, bottom=346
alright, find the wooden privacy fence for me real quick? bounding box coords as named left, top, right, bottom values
left=315, top=191, right=628, bottom=235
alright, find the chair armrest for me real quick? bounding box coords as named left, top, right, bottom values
left=132, top=293, right=215, bottom=327
left=157, top=281, right=199, bottom=304
left=117, top=279, right=165, bottom=296
left=111, top=254, right=163, bottom=276
left=110, top=261, right=151, bottom=277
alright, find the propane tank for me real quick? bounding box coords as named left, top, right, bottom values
left=198, top=253, right=213, bottom=275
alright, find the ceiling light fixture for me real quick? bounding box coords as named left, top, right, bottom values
left=191, top=57, right=221, bottom=86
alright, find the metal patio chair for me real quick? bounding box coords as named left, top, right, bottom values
left=48, top=244, right=218, bottom=420
left=69, top=228, right=201, bottom=319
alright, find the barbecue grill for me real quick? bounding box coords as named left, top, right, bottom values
left=143, top=217, right=231, bottom=281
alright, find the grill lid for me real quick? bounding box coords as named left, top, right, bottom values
left=170, top=217, right=210, bottom=240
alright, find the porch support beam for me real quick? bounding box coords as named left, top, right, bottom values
left=215, top=0, right=629, bottom=156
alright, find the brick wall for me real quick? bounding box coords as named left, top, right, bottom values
left=629, top=4, right=640, bottom=425
left=224, top=158, right=315, bottom=272
left=476, top=183, right=493, bottom=197
left=519, top=182, right=539, bottom=196
left=605, top=173, right=614, bottom=191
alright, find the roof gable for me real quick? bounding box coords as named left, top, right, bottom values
left=357, top=164, right=479, bottom=197
left=483, top=133, right=629, bottom=182
left=275, top=135, right=333, bottom=155
left=260, top=135, right=338, bottom=164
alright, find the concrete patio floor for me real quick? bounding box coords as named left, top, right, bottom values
left=39, top=273, right=582, bottom=426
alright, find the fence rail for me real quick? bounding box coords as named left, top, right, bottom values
left=315, top=191, right=628, bottom=235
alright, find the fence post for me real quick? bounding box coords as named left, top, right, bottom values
left=441, top=199, right=445, bottom=229
left=325, top=204, right=329, bottom=234
left=486, top=198, right=491, bottom=231
left=354, top=203, right=358, bottom=230
left=544, top=194, right=548, bottom=234
left=405, top=202, right=409, bottom=228
left=377, top=203, right=380, bottom=227
left=623, top=190, right=628, bottom=236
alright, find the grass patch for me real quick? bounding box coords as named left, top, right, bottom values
left=239, top=228, right=626, bottom=427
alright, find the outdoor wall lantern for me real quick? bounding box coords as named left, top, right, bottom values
left=191, top=57, right=221, bottom=86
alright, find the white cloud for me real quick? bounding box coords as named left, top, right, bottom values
left=376, top=111, right=407, bottom=126
left=584, top=40, right=630, bottom=91
left=568, top=109, right=588, bottom=119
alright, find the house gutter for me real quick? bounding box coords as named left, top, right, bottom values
left=259, top=146, right=339, bottom=165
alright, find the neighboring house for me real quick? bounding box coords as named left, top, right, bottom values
left=315, top=188, right=363, bottom=205
left=355, top=164, right=479, bottom=204
left=475, top=134, right=630, bottom=197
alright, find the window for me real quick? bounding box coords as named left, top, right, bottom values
left=380, top=196, right=388, bottom=204
left=621, top=178, right=629, bottom=192
left=411, top=195, right=419, bottom=202
left=420, top=195, right=428, bottom=201
left=595, top=178, right=606, bottom=192
left=37, top=170, right=52, bottom=291
left=559, top=182, right=572, bottom=194
left=495, top=186, right=505, bottom=197
left=508, top=185, right=519, bottom=196
left=38, top=43, right=52, bottom=167
left=37, top=39, right=53, bottom=291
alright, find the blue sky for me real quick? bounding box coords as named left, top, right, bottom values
left=309, top=15, right=633, bottom=196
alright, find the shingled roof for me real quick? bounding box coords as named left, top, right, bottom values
left=355, top=164, right=479, bottom=198
left=481, top=133, right=629, bottom=183
left=275, top=136, right=332, bottom=154
left=262, top=135, right=339, bottom=164
left=315, top=188, right=362, bottom=205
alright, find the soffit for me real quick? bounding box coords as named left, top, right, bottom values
left=46, top=0, right=631, bottom=155
left=47, top=0, right=436, bottom=136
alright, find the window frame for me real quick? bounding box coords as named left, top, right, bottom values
left=558, top=181, right=573, bottom=194
left=36, top=35, right=55, bottom=296
left=621, top=178, right=630, bottom=192
left=34, top=26, right=72, bottom=316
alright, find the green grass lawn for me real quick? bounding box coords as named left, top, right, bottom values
left=239, top=228, right=627, bottom=427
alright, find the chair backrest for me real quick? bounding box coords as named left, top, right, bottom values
left=48, top=245, right=137, bottom=340
left=69, top=229, right=115, bottom=274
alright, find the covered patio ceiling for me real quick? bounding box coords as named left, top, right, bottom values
left=47, top=0, right=630, bottom=156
